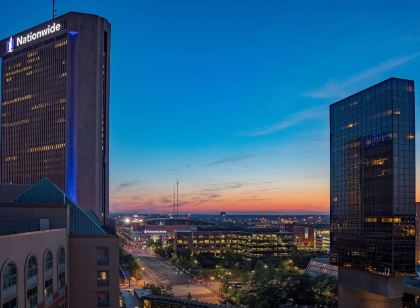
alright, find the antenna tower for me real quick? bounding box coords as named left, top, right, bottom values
left=176, top=179, right=179, bottom=216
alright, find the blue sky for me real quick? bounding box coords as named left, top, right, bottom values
left=2, top=0, right=420, bottom=213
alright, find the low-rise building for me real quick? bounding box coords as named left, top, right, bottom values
left=305, top=258, right=338, bottom=279
left=174, top=227, right=293, bottom=260
left=0, top=178, right=119, bottom=307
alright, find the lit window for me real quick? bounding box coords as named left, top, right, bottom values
left=97, top=271, right=109, bottom=286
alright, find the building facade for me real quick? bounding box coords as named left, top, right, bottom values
left=330, top=78, right=416, bottom=305
left=0, top=12, right=110, bottom=222
left=174, top=228, right=293, bottom=260
left=0, top=178, right=119, bottom=308
left=0, top=229, right=67, bottom=308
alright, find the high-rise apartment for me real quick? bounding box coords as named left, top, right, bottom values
left=0, top=12, right=110, bottom=221
left=330, top=78, right=416, bottom=306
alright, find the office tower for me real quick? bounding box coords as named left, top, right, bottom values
left=330, top=78, right=415, bottom=306
left=0, top=12, right=110, bottom=221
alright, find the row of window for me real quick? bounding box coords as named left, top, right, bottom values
left=1, top=247, right=65, bottom=308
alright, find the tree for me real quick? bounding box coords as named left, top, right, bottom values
left=165, top=245, right=175, bottom=258
left=144, top=284, right=173, bottom=297
left=145, top=238, right=154, bottom=247
left=196, top=252, right=217, bottom=269
left=311, top=275, right=338, bottom=307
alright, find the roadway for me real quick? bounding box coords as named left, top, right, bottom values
left=129, top=246, right=221, bottom=304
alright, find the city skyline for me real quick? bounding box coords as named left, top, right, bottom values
left=2, top=1, right=420, bottom=214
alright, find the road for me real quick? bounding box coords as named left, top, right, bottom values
left=129, top=246, right=221, bottom=304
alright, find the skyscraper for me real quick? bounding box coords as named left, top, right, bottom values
left=330, top=78, right=416, bottom=306
left=0, top=12, right=110, bottom=221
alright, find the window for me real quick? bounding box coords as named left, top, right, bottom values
left=44, top=251, right=53, bottom=271
left=44, top=278, right=53, bottom=299
left=27, top=256, right=38, bottom=279
left=26, top=286, right=37, bottom=308
left=59, top=271, right=66, bottom=290
left=2, top=298, right=17, bottom=308
left=2, top=261, right=17, bottom=290
left=97, top=292, right=109, bottom=307
left=58, top=247, right=65, bottom=266
left=97, top=247, right=109, bottom=265
left=97, top=271, right=109, bottom=286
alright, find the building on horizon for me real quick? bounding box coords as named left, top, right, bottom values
left=0, top=12, right=110, bottom=222
left=330, top=78, right=416, bottom=306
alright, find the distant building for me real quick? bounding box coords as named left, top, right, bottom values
left=0, top=178, right=119, bottom=308
left=305, top=258, right=338, bottom=279
left=314, top=229, right=330, bottom=252
left=330, top=78, right=416, bottom=306
left=175, top=227, right=293, bottom=260
left=292, top=226, right=315, bottom=248
left=0, top=12, right=111, bottom=222
left=130, top=217, right=215, bottom=242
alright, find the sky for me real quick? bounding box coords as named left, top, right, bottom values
left=2, top=0, right=420, bottom=214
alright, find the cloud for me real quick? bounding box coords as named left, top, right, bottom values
left=303, top=52, right=420, bottom=99
left=206, top=155, right=254, bottom=166
left=244, top=106, right=326, bottom=137
left=111, top=179, right=141, bottom=193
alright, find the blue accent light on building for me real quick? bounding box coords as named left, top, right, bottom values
left=65, top=31, right=79, bottom=204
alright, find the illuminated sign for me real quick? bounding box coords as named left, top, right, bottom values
left=144, top=230, right=167, bottom=234
left=6, top=23, right=62, bottom=53
left=5, top=37, right=14, bottom=53
left=362, top=132, right=391, bottom=148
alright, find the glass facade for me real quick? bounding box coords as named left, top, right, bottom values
left=1, top=37, right=68, bottom=188
left=330, top=78, right=415, bottom=276
left=175, top=229, right=293, bottom=259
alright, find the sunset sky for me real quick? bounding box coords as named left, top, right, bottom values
left=2, top=1, right=420, bottom=214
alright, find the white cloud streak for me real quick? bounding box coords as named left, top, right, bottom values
left=303, top=52, right=420, bottom=99
left=245, top=105, right=326, bottom=137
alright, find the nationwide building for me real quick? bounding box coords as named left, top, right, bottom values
left=0, top=12, right=110, bottom=222
left=330, top=78, right=416, bottom=306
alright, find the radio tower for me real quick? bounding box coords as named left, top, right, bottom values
left=173, top=185, right=176, bottom=216
left=176, top=179, right=179, bottom=217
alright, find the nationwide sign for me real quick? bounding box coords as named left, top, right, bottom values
left=5, top=22, right=62, bottom=53
left=362, top=132, right=392, bottom=148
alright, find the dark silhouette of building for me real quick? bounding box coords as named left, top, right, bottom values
left=330, top=78, right=416, bottom=306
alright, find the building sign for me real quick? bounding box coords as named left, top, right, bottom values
left=5, top=37, right=14, bottom=53
left=144, top=230, right=167, bottom=234
left=5, top=22, right=62, bottom=53
left=362, top=132, right=391, bottom=148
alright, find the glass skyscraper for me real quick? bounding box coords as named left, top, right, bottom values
left=330, top=77, right=415, bottom=276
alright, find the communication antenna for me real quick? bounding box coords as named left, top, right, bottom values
left=53, top=0, right=57, bottom=19
left=173, top=185, right=176, bottom=216
left=176, top=179, right=179, bottom=217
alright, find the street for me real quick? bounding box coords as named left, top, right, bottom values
left=130, top=246, right=221, bottom=304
